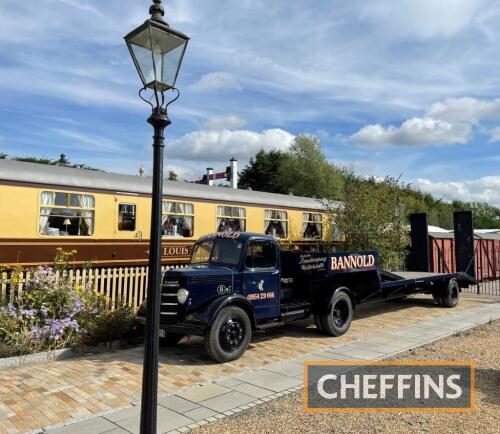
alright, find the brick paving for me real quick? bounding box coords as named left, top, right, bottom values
left=0, top=294, right=498, bottom=434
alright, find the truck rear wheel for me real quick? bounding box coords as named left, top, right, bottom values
left=205, top=306, right=252, bottom=363
left=159, top=332, right=184, bottom=347
left=321, top=290, right=353, bottom=336
left=440, top=279, right=460, bottom=308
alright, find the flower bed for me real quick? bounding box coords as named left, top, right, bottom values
left=0, top=262, right=138, bottom=359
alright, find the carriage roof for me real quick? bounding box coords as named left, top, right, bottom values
left=0, top=159, right=339, bottom=211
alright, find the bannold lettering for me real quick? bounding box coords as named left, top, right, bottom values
left=331, top=254, right=376, bottom=271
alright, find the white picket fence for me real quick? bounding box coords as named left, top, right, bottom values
left=0, top=264, right=187, bottom=309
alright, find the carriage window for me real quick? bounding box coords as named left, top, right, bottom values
left=39, top=191, right=95, bottom=236
left=331, top=221, right=342, bottom=241
left=303, top=213, right=322, bottom=239
left=162, top=201, right=194, bottom=237
left=118, top=203, right=136, bottom=231
left=264, top=209, right=288, bottom=238
left=217, top=206, right=246, bottom=232
left=245, top=241, right=277, bottom=269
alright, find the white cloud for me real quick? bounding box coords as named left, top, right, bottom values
left=55, top=0, right=103, bottom=17
left=203, top=115, right=247, bottom=131
left=489, top=126, right=500, bottom=143
left=169, top=128, right=295, bottom=162
left=360, top=0, right=485, bottom=40
left=189, top=72, right=241, bottom=93
left=414, top=176, right=500, bottom=207
left=426, top=97, right=500, bottom=124
left=51, top=128, right=123, bottom=152
left=350, top=117, right=471, bottom=147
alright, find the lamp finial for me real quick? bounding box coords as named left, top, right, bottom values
left=150, top=0, right=167, bottom=24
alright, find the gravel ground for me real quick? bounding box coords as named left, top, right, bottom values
left=193, top=319, right=500, bottom=434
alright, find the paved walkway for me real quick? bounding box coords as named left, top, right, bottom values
left=0, top=295, right=499, bottom=434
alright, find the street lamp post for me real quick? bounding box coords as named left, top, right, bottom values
left=124, top=2, right=189, bottom=433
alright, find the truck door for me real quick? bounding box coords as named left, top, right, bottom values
left=242, top=240, right=280, bottom=319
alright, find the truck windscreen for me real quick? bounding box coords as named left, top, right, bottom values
left=191, top=238, right=244, bottom=266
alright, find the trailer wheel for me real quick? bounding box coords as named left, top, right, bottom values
left=321, top=290, right=353, bottom=336
left=204, top=306, right=252, bottom=363
left=314, top=314, right=325, bottom=333
left=440, top=279, right=460, bottom=308
left=159, top=332, right=184, bottom=347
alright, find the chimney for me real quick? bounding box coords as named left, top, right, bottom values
left=206, top=167, right=214, bottom=186
left=230, top=158, right=238, bottom=189
left=139, top=165, right=145, bottom=177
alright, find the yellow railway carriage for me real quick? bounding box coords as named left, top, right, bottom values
left=0, top=160, right=340, bottom=267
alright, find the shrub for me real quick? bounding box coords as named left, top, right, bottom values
left=81, top=304, right=137, bottom=346
left=0, top=263, right=137, bottom=357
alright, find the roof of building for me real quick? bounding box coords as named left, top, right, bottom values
left=0, top=159, right=338, bottom=211
left=428, top=225, right=450, bottom=233
left=429, top=231, right=500, bottom=241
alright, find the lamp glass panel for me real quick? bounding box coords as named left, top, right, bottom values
left=128, top=26, right=154, bottom=87
left=149, top=26, right=187, bottom=89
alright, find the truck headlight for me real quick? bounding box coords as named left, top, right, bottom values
left=177, top=288, right=189, bottom=304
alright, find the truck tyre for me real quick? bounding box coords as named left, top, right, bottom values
left=205, top=306, right=252, bottom=363
left=314, top=314, right=325, bottom=333
left=321, top=290, right=353, bottom=336
left=159, top=332, right=184, bottom=347
left=440, top=279, right=460, bottom=308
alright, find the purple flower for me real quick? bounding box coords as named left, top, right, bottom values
left=1, top=303, right=17, bottom=318
left=28, top=318, right=80, bottom=343
left=20, top=308, right=37, bottom=319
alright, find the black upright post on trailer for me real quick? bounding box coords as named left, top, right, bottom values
left=409, top=213, right=430, bottom=272
left=140, top=107, right=171, bottom=434
left=454, top=211, right=475, bottom=285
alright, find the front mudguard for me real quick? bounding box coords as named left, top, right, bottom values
left=196, top=294, right=257, bottom=329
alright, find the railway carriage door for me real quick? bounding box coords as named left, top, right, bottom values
left=115, top=199, right=139, bottom=239
left=242, top=240, right=280, bottom=319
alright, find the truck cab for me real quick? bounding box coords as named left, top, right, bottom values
left=137, top=232, right=470, bottom=363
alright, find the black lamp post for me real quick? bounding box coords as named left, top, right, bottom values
left=124, top=2, right=189, bottom=433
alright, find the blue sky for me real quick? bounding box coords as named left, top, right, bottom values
left=0, top=0, right=499, bottom=205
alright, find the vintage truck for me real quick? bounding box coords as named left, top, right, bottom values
left=137, top=232, right=474, bottom=362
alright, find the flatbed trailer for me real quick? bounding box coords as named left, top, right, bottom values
left=137, top=232, right=475, bottom=362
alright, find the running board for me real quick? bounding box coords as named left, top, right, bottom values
left=256, top=321, right=285, bottom=330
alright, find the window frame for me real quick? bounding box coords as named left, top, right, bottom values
left=38, top=190, right=96, bottom=237
left=118, top=202, right=137, bottom=232
left=264, top=209, right=288, bottom=239
left=302, top=212, right=323, bottom=240
left=216, top=205, right=247, bottom=233
left=244, top=240, right=278, bottom=270
left=162, top=200, right=195, bottom=238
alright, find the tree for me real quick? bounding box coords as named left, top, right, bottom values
left=328, top=173, right=409, bottom=270
left=452, top=201, right=500, bottom=229
left=55, top=153, right=70, bottom=166
left=12, top=156, right=54, bottom=165
left=0, top=153, right=7, bottom=159
left=239, top=149, right=291, bottom=193
left=239, top=135, right=343, bottom=199
left=167, top=170, right=178, bottom=181
left=282, top=135, right=343, bottom=200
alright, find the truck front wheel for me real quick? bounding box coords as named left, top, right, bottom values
left=205, top=306, right=252, bottom=363
left=321, top=290, right=353, bottom=336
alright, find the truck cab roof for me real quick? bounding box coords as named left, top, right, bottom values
left=197, top=232, right=276, bottom=243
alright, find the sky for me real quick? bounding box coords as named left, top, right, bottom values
left=0, top=0, right=499, bottom=206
